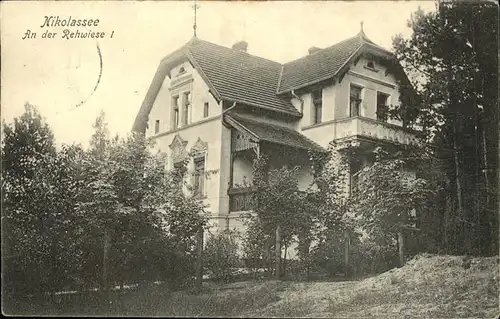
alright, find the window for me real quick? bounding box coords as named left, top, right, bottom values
left=182, top=92, right=191, bottom=126
left=366, top=60, right=375, bottom=69
left=173, top=161, right=187, bottom=181
left=349, top=85, right=362, bottom=117
left=203, top=102, right=209, bottom=118
left=178, top=66, right=186, bottom=75
left=312, top=88, right=322, bottom=124
left=172, top=96, right=179, bottom=129
left=155, top=120, right=160, bottom=134
left=193, top=157, right=205, bottom=196
left=376, top=92, right=389, bottom=122
left=172, top=96, right=179, bottom=130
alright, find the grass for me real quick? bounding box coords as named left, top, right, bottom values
left=322, top=254, right=499, bottom=318
left=3, top=254, right=498, bottom=317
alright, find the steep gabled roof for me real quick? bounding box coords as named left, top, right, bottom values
left=132, top=37, right=300, bottom=133
left=277, top=30, right=394, bottom=94
left=188, top=39, right=299, bottom=115
left=132, top=32, right=404, bottom=133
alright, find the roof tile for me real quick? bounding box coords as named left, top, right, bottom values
left=187, top=39, right=300, bottom=115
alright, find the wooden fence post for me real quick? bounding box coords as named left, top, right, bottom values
left=398, top=229, right=405, bottom=267
left=275, top=225, right=281, bottom=280
left=344, top=229, right=350, bottom=277
left=195, top=227, right=204, bottom=290
left=102, top=229, right=110, bottom=292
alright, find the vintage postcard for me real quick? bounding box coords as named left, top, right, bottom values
left=1, top=0, right=498, bottom=317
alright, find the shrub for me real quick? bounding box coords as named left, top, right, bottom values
left=350, top=238, right=399, bottom=276
left=241, top=217, right=275, bottom=277
left=204, top=230, right=240, bottom=283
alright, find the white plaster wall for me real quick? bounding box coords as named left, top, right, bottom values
left=233, top=156, right=254, bottom=187
left=218, top=125, right=232, bottom=228
left=150, top=116, right=223, bottom=219
left=146, top=60, right=225, bottom=221
left=146, top=61, right=220, bottom=138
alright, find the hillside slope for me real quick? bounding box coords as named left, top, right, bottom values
left=250, top=254, right=499, bottom=318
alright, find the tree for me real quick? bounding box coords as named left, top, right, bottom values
left=77, top=112, right=208, bottom=290
left=203, top=230, right=240, bottom=283
left=392, top=1, right=498, bottom=255
left=246, top=155, right=322, bottom=278
left=1, top=103, right=65, bottom=296
left=307, top=140, right=357, bottom=277
left=349, top=145, right=437, bottom=266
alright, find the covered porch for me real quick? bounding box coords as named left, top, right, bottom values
left=224, top=113, right=326, bottom=213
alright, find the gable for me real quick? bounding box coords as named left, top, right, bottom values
left=144, top=59, right=219, bottom=138
left=277, top=31, right=404, bottom=94
left=132, top=37, right=301, bottom=133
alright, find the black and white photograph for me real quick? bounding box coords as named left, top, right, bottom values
left=1, top=0, right=499, bottom=317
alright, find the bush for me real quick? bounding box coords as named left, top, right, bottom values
left=204, top=230, right=240, bottom=283
left=309, top=232, right=400, bottom=278
left=241, top=217, right=275, bottom=277
left=350, top=238, right=399, bottom=276
left=310, top=235, right=346, bottom=277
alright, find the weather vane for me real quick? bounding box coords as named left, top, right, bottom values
left=192, top=0, right=200, bottom=37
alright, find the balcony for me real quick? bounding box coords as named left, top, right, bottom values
left=303, top=116, right=420, bottom=145
left=228, top=187, right=255, bottom=212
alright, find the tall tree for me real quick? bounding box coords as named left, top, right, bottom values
left=2, top=103, right=59, bottom=295
left=392, top=0, right=498, bottom=255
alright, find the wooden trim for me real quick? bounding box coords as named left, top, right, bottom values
left=348, top=70, right=396, bottom=89
left=224, top=115, right=260, bottom=141
left=168, top=77, right=194, bottom=91
left=229, top=151, right=234, bottom=190
left=228, top=186, right=256, bottom=195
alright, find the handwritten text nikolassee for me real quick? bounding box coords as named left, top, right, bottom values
left=22, top=16, right=115, bottom=40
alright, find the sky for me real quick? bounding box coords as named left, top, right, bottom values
left=1, top=1, right=436, bottom=147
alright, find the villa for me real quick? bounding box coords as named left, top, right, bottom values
left=132, top=27, right=418, bottom=237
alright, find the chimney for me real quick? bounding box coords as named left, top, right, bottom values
left=232, top=41, right=248, bottom=52
left=308, top=46, right=322, bottom=55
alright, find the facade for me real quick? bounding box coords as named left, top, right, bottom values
left=132, top=29, right=418, bottom=238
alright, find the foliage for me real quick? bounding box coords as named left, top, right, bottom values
left=349, top=146, right=435, bottom=240
left=241, top=216, right=275, bottom=276
left=2, top=103, right=62, bottom=294
left=2, top=106, right=208, bottom=299
left=248, top=154, right=322, bottom=276
left=392, top=0, right=498, bottom=255
left=203, top=230, right=240, bottom=283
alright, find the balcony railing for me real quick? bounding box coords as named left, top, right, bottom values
left=303, top=116, right=420, bottom=145
left=334, top=116, right=420, bottom=145
left=228, top=187, right=255, bottom=212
